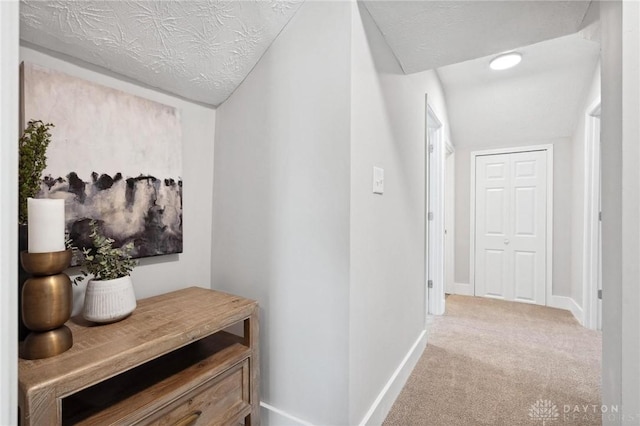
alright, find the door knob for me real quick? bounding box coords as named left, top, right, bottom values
left=504, top=239, right=510, bottom=245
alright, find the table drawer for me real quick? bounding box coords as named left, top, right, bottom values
left=141, top=359, right=250, bottom=426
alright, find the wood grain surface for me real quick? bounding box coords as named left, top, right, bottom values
left=18, top=286, right=260, bottom=426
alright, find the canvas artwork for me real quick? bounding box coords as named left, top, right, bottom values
left=21, top=62, right=183, bottom=264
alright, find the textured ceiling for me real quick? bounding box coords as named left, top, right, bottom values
left=363, top=0, right=592, bottom=74
left=437, top=33, right=600, bottom=148
left=20, top=0, right=303, bottom=106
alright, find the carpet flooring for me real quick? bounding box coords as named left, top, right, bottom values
left=384, top=295, right=602, bottom=425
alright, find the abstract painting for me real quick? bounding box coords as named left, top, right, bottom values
left=21, top=62, right=182, bottom=264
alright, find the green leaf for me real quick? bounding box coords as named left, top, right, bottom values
left=74, top=220, right=137, bottom=281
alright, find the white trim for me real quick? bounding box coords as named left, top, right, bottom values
left=261, top=331, right=428, bottom=426
left=454, top=282, right=473, bottom=296
left=0, top=2, right=19, bottom=425
left=445, top=139, right=455, bottom=155
left=546, top=147, right=554, bottom=307
left=548, top=295, right=584, bottom=326
left=469, top=152, right=476, bottom=298
left=260, top=402, right=314, bottom=426
left=358, top=330, right=427, bottom=426
left=469, top=145, right=554, bottom=306
left=427, top=104, right=445, bottom=316
left=423, top=94, right=429, bottom=327
left=583, top=99, right=601, bottom=330
left=444, top=146, right=456, bottom=295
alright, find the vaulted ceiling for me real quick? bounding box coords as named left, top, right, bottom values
left=20, top=0, right=303, bottom=106
left=362, top=0, right=592, bottom=74
left=437, top=33, right=600, bottom=147
left=20, top=0, right=599, bottom=140
left=362, top=1, right=599, bottom=149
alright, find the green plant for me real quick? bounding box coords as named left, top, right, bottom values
left=74, top=221, right=137, bottom=284
left=18, top=120, right=54, bottom=225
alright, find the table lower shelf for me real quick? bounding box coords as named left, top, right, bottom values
left=62, top=331, right=250, bottom=425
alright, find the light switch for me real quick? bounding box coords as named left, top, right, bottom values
left=373, top=166, right=384, bottom=194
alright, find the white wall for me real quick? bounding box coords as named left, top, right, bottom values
left=600, top=1, right=640, bottom=422
left=600, top=2, right=623, bottom=417
left=619, top=1, right=640, bottom=417
left=454, top=137, right=574, bottom=298
left=212, top=2, right=352, bottom=424
left=213, top=2, right=453, bottom=423
left=349, top=3, right=451, bottom=423
left=570, top=63, right=601, bottom=316
left=0, top=1, right=19, bottom=424
left=20, top=47, right=217, bottom=312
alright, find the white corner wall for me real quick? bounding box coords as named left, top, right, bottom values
left=349, top=3, right=450, bottom=424
left=600, top=1, right=640, bottom=422
left=570, top=62, right=601, bottom=320
left=213, top=2, right=452, bottom=423
left=212, top=2, right=352, bottom=424
left=20, top=47, right=217, bottom=311
left=619, top=1, right=640, bottom=417
left=600, top=2, right=623, bottom=417
left=0, top=1, right=19, bottom=423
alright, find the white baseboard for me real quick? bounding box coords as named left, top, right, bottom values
left=260, top=402, right=313, bottom=426
left=548, top=295, right=584, bottom=326
left=454, top=282, right=473, bottom=296
left=358, top=329, right=427, bottom=426
left=259, top=330, right=427, bottom=426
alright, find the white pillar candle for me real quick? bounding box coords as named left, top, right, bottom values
left=27, top=198, right=66, bottom=253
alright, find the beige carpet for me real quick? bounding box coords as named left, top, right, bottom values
left=384, top=295, right=602, bottom=425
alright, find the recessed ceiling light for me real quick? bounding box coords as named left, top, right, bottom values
left=489, top=52, right=522, bottom=71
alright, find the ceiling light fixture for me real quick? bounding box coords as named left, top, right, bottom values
left=489, top=52, right=522, bottom=71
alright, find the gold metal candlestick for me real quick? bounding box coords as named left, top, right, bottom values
left=20, top=249, right=73, bottom=359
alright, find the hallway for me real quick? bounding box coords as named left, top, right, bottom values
left=385, top=295, right=602, bottom=425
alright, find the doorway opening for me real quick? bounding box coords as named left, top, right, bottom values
left=426, top=102, right=446, bottom=316
left=583, top=100, right=601, bottom=330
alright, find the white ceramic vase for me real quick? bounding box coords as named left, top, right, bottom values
left=83, top=275, right=137, bottom=323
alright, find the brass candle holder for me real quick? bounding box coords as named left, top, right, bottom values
left=19, top=249, right=73, bottom=359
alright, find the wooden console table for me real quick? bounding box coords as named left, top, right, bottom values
left=19, top=287, right=260, bottom=426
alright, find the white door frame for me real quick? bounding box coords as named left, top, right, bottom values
left=424, top=95, right=429, bottom=324
left=470, top=144, right=554, bottom=305
left=583, top=100, right=601, bottom=329
left=444, top=141, right=455, bottom=295
left=426, top=103, right=445, bottom=315
left=0, top=1, right=20, bottom=424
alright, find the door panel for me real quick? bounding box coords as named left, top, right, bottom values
left=475, top=154, right=510, bottom=300
left=485, top=188, right=506, bottom=235
left=514, top=187, right=536, bottom=236
left=514, top=159, right=536, bottom=177
left=475, top=150, right=547, bottom=305
left=511, top=151, right=546, bottom=305
left=484, top=249, right=506, bottom=297
left=514, top=250, right=536, bottom=302
left=486, top=163, right=506, bottom=179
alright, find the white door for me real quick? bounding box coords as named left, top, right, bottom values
left=474, top=150, right=547, bottom=305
